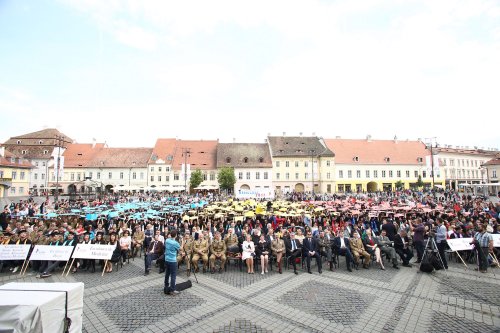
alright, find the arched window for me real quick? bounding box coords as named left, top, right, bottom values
left=243, top=157, right=248, bottom=163
left=226, top=157, right=231, bottom=163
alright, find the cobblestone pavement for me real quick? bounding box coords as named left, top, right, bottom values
left=1, top=257, right=499, bottom=333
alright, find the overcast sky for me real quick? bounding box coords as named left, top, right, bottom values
left=1, top=0, right=499, bottom=149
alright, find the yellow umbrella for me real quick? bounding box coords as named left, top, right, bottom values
left=182, top=215, right=190, bottom=221
left=244, top=211, right=255, bottom=218
left=234, top=216, right=244, bottom=222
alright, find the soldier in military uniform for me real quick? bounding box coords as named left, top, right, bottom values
left=209, top=231, right=226, bottom=273
left=131, top=225, right=145, bottom=257
left=224, top=228, right=240, bottom=253
left=177, top=231, right=194, bottom=276
left=350, top=232, right=371, bottom=269
left=271, top=232, right=286, bottom=273
left=318, top=231, right=334, bottom=271
left=192, top=233, right=209, bottom=273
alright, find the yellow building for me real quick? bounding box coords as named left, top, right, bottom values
left=267, top=136, right=336, bottom=194
left=0, top=148, right=33, bottom=198
left=325, top=137, right=445, bottom=193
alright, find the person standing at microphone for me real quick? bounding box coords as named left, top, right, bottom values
left=164, top=230, right=181, bottom=295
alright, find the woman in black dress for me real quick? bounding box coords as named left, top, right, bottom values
left=256, top=234, right=271, bottom=275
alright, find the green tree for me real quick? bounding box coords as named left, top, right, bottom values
left=217, top=167, right=236, bottom=193
left=416, top=175, right=424, bottom=188
left=190, top=169, right=203, bottom=191
left=395, top=180, right=404, bottom=190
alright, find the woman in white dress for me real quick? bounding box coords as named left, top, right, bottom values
left=242, top=234, right=255, bottom=274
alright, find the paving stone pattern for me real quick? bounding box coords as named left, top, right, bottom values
left=438, top=276, right=500, bottom=307
left=97, top=283, right=205, bottom=332
left=277, top=281, right=373, bottom=325
left=429, top=311, right=499, bottom=333
left=334, top=263, right=397, bottom=282
left=214, top=319, right=273, bottom=333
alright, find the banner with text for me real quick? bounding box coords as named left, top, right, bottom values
left=71, top=244, right=115, bottom=260
left=236, top=188, right=275, bottom=199
left=446, top=238, right=474, bottom=252
left=0, top=245, right=32, bottom=261
left=29, top=245, right=74, bottom=261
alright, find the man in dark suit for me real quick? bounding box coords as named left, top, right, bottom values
left=394, top=230, right=413, bottom=267
left=333, top=235, right=354, bottom=272
left=284, top=232, right=302, bottom=275
left=303, top=231, right=322, bottom=274
left=144, top=233, right=165, bottom=275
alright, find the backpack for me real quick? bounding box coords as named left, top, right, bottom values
left=430, top=252, right=443, bottom=270
left=419, top=254, right=434, bottom=273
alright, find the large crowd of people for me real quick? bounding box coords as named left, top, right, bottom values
left=0, top=189, right=499, bottom=280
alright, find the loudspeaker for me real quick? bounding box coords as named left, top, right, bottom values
left=176, top=280, right=192, bottom=291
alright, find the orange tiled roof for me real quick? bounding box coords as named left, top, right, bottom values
left=324, top=138, right=429, bottom=165
left=150, top=139, right=177, bottom=164
left=89, top=148, right=153, bottom=168
left=63, top=143, right=106, bottom=168
left=483, top=158, right=500, bottom=166
left=171, top=140, right=218, bottom=171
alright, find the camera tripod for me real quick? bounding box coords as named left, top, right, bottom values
left=419, top=236, right=448, bottom=276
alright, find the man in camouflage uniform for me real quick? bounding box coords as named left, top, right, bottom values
left=192, top=233, right=209, bottom=273
left=210, top=231, right=226, bottom=273
left=177, top=231, right=194, bottom=276
left=131, top=225, right=145, bottom=257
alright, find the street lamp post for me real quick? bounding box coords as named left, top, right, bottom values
left=310, top=149, right=315, bottom=197
left=181, top=148, right=191, bottom=194
left=54, top=135, right=66, bottom=204
left=424, top=137, right=438, bottom=189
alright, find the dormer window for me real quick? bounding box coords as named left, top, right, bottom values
left=16, top=140, right=21, bottom=144
left=243, top=157, right=248, bottom=163
left=77, top=153, right=83, bottom=156
left=21, top=150, right=27, bottom=155
left=417, top=157, right=423, bottom=163
left=353, top=156, right=359, bottom=162
left=226, top=157, right=231, bottom=163
left=39, top=140, right=43, bottom=144
left=384, top=157, right=391, bottom=163
left=43, top=150, right=49, bottom=155
left=259, top=157, right=264, bottom=163
left=200, top=151, right=205, bottom=154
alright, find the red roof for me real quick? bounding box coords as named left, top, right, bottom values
left=63, top=143, right=106, bottom=167
left=150, top=139, right=177, bottom=164
left=171, top=140, right=218, bottom=171
left=324, top=138, right=429, bottom=165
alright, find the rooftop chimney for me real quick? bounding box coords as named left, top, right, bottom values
left=366, top=135, right=372, bottom=142
left=394, top=135, right=398, bottom=143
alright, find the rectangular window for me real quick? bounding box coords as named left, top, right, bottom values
left=295, top=161, right=299, bottom=167
left=19, top=187, right=24, bottom=194
left=347, top=170, right=352, bottom=178
left=327, top=172, right=331, bottom=180
left=158, top=167, right=162, bottom=172
left=132, top=172, right=137, bottom=179
left=493, top=170, right=497, bottom=178
left=150, top=167, right=154, bottom=172
left=174, top=174, right=179, bottom=180
left=374, top=170, right=378, bottom=178
left=389, top=170, right=393, bottom=177
left=246, top=172, right=251, bottom=180
left=140, top=172, right=144, bottom=180
left=276, top=173, right=280, bottom=180
left=285, top=173, right=290, bottom=180
left=339, top=170, right=343, bottom=178
left=71, top=173, right=75, bottom=181
left=12, top=171, right=17, bottom=180
left=203, top=173, right=207, bottom=181
left=276, top=161, right=280, bottom=167
left=356, top=170, right=361, bottom=178
left=77, top=173, right=81, bottom=181
left=151, top=175, right=154, bottom=182
left=239, top=172, right=243, bottom=180
left=41, top=173, right=45, bottom=180
left=397, top=170, right=401, bottom=178
left=34, top=173, right=38, bottom=180
left=264, top=172, right=268, bottom=180
left=97, top=172, right=101, bottom=180
left=158, top=176, right=161, bottom=181
left=304, top=173, right=308, bottom=179
left=366, top=170, right=370, bottom=178
left=35, top=162, right=39, bottom=167
left=382, top=170, right=386, bottom=178
left=20, top=171, right=25, bottom=180
left=10, top=187, right=16, bottom=194
left=88, top=172, right=93, bottom=179
left=166, top=166, right=170, bottom=172
left=285, top=161, right=290, bottom=167
left=210, top=173, right=215, bottom=181
left=256, top=172, right=260, bottom=180
left=120, top=172, right=124, bottom=179
left=414, top=170, right=418, bottom=178
left=109, top=172, right=112, bottom=179
left=406, top=170, right=410, bottom=178
left=42, top=162, right=46, bottom=167
left=304, top=161, right=308, bottom=168
left=423, top=171, right=427, bottom=178
left=295, top=173, right=299, bottom=180
left=326, top=160, right=331, bottom=167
